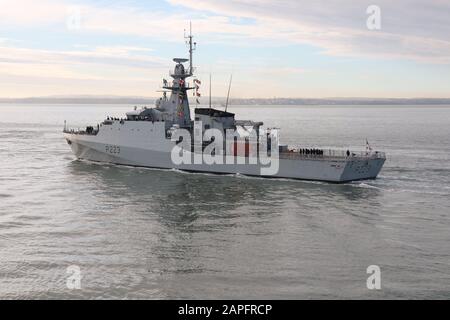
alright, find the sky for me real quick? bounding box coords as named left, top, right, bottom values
left=0, top=0, right=449, bottom=98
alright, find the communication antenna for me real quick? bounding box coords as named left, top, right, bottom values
left=184, top=21, right=196, bottom=76
left=209, top=73, right=212, bottom=110
left=225, top=74, right=233, bottom=112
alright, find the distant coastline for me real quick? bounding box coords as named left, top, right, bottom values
left=1, top=96, right=450, bottom=105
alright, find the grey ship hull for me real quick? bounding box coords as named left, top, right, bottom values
left=64, top=133, right=385, bottom=183
left=63, top=31, right=386, bottom=183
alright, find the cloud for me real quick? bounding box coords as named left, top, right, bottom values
left=0, top=0, right=67, bottom=26
left=2, top=0, right=449, bottom=63
left=165, top=0, right=450, bottom=63
left=0, top=45, right=168, bottom=69
left=0, top=44, right=171, bottom=98
left=1, top=0, right=449, bottom=98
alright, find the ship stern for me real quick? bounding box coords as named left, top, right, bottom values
left=338, top=156, right=386, bottom=182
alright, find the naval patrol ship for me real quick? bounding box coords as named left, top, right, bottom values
left=63, top=30, right=386, bottom=183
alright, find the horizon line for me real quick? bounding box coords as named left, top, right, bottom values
left=2, top=95, right=450, bottom=100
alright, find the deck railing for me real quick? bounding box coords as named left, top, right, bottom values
left=63, top=122, right=99, bottom=136
left=279, top=149, right=385, bottom=161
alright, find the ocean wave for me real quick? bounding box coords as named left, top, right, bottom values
left=384, top=188, right=450, bottom=196
left=0, top=193, right=13, bottom=198
left=350, top=182, right=382, bottom=190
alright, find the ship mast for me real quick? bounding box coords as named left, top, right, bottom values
left=185, top=22, right=196, bottom=76
left=209, top=73, right=212, bottom=110
left=225, top=74, right=233, bottom=112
